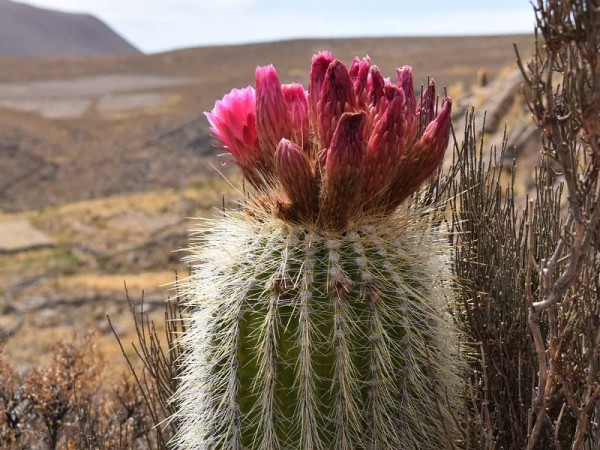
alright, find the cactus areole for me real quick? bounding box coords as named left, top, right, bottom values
left=177, top=53, right=463, bottom=449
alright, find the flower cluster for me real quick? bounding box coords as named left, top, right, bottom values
left=206, top=51, right=452, bottom=230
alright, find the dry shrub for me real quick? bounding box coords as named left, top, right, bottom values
left=107, top=282, right=186, bottom=450
left=0, top=335, right=159, bottom=450
left=453, top=1, right=600, bottom=448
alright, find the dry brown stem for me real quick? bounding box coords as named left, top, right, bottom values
left=514, top=1, right=600, bottom=448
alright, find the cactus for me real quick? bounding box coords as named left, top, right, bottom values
left=175, top=53, right=464, bottom=449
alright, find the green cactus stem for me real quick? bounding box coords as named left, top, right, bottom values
left=177, top=209, right=463, bottom=449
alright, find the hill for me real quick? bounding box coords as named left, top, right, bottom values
left=0, top=0, right=140, bottom=57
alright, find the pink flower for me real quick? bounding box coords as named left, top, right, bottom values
left=205, top=87, right=263, bottom=187
left=206, top=52, right=452, bottom=229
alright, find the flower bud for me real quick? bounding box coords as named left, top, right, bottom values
left=308, top=51, right=334, bottom=125
left=281, top=83, right=309, bottom=147
left=368, top=65, right=385, bottom=112
left=320, top=111, right=366, bottom=229
left=255, top=65, right=292, bottom=167
left=318, top=59, right=356, bottom=149
left=416, top=79, right=436, bottom=135
left=363, top=86, right=407, bottom=211
left=349, top=56, right=371, bottom=109
left=274, top=139, right=318, bottom=221
left=420, top=97, right=452, bottom=154
left=387, top=98, right=452, bottom=209
left=397, top=66, right=416, bottom=138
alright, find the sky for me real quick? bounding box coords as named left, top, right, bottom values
left=17, top=0, right=535, bottom=54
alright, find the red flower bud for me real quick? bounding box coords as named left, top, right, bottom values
left=318, top=60, right=356, bottom=149
left=387, top=98, right=452, bottom=209
left=363, top=86, right=407, bottom=211
left=274, top=139, right=318, bottom=221
left=308, top=51, right=334, bottom=126
left=420, top=97, right=452, bottom=155
left=397, top=66, right=416, bottom=137
left=349, top=56, right=371, bottom=109
left=368, top=65, right=385, bottom=111
left=255, top=65, right=292, bottom=167
left=320, top=111, right=366, bottom=229
left=416, top=79, right=436, bottom=135
left=281, top=83, right=309, bottom=148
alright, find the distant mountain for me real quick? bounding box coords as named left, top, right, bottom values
left=0, top=1, right=140, bottom=57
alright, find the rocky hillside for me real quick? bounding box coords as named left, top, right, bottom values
left=0, top=0, right=139, bottom=57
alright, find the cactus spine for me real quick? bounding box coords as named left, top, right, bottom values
left=175, top=53, right=464, bottom=449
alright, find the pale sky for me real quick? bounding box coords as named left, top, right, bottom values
left=16, top=0, right=535, bottom=54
